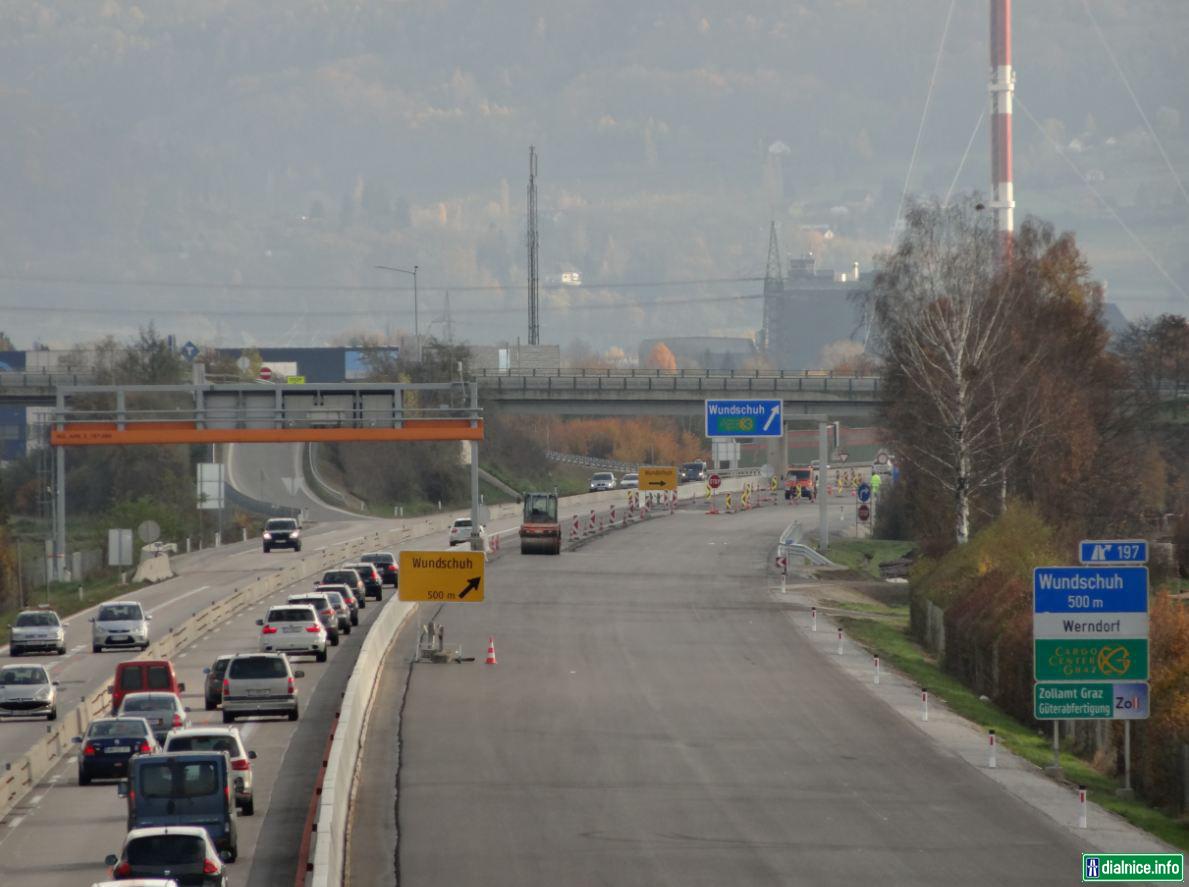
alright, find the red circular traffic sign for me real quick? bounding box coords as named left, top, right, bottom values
left=708, top=474, right=722, bottom=489
left=858, top=503, right=871, bottom=521
left=259, top=365, right=273, bottom=381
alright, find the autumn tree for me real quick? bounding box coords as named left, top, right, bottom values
left=643, top=342, right=677, bottom=371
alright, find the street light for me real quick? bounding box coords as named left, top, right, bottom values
left=374, top=264, right=420, bottom=362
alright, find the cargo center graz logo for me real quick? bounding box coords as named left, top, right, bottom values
left=1097, top=645, right=1131, bottom=676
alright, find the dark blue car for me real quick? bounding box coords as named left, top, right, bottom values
left=73, top=716, right=158, bottom=785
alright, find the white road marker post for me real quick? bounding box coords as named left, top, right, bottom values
left=836, top=627, right=844, bottom=655
left=921, top=687, right=929, bottom=722
left=873, top=655, right=880, bottom=685
left=1077, top=785, right=1087, bottom=829
left=988, top=729, right=997, bottom=769
left=811, top=606, right=817, bottom=632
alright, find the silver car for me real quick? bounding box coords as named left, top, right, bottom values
left=9, top=608, right=67, bottom=656
left=588, top=472, right=617, bottom=492
left=221, top=653, right=303, bottom=724
left=619, top=472, right=639, bottom=489
left=117, top=691, right=191, bottom=744
left=91, top=601, right=151, bottom=653
left=257, top=604, right=328, bottom=661
left=0, top=663, right=58, bottom=720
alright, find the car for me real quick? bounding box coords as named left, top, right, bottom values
left=164, top=726, right=258, bottom=815
left=360, top=551, right=399, bottom=587
left=104, top=826, right=230, bottom=887
left=92, top=879, right=180, bottom=887
left=317, top=588, right=351, bottom=635
left=120, top=753, right=239, bottom=858
left=261, top=517, right=301, bottom=553
left=8, top=607, right=67, bottom=656
left=342, top=562, right=384, bottom=599
left=74, top=717, right=159, bottom=785
left=448, top=518, right=486, bottom=547
left=91, top=601, right=152, bottom=653
left=0, top=663, right=58, bottom=720
left=679, top=461, right=707, bottom=483
left=317, top=583, right=358, bottom=625
left=319, top=569, right=366, bottom=607
left=588, top=472, right=616, bottom=492
left=286, top=593, right=340, bottom=645
left=117, top=692, right=191, bottom=745
left=220, top=652, right=303, bottom=726
left=202, top=655, right=234, bottom=711
left=619, top=472, right=639, bottom=489
left=111, top=660, right=185, bottom=717
left=256, top=604, right=327, bottom=662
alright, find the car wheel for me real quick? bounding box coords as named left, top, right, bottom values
left=329, top=634, right=339, bottom=647
left=205, top=697, right=216, bottom=711
left=78, top=769, right=91, bottom=787
left=315, top=649, right=327, bottom=663
left=350, top=614, right=359, bottom=626
left=227, top=843, right=238, bottom=864
left=57, top=645, right=66, bottom=656
left=357, top=597, right=365, bottom=609
left=47, top=707, right=56, bottom=721
left=288, top=706, right=299, bottom=722
left=241, top=797, right=255, bottom=816
left=263, top=545, right=271, bottom=553
left=343, top=624, right=351, bottom=635
left=295, top=543, right=302, bottom=552
left=222, top=711, right=236, bottom=724
left=91, top=644, right=102, bottom=654
left=10, top=648, right=20, bottom=658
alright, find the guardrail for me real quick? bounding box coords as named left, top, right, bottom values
left=473, top=368, right=875, bottom=380
left=477, top=373, right=881, bottom=397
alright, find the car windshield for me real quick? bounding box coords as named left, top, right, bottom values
left=88, top=719, right=147, bottom=738
left=122, top=695, right=172, bottom=712
left=266, top=519, right=297, bottom=531
left=228, top=656, right=288, bottom=679
left=323, top=591, right=345, bottom=608
left=682, top=463, right=702, bottom=472
left=125, top=834, right=207, bottom=866
left=524, top=494, right=557, bottom=520
left=14, top=612, right=58, bottom=627
left=139, top=761, right=219, bottom=799
left=0, top=666, right=48, bottom=686
left=453, top=519, right=471, bottom=527
left=592, top=473, right=612, bottom=481
left=268, top=608, right=314, bottom=622
left=325, top=571, right=357, bottom=584
left=97, top=604, right=143, bottom=621
left=787, top=469, right=812, bottom=481
left=167, top=735, right=240, bottom=756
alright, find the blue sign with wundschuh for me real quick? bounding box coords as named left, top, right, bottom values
left=1033, top=566, right=1149, bottom=614
left=704, top=399, right=783, bottom=438
left=1079, top=539, right=1148, bottom=564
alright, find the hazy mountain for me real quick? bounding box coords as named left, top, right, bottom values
left=0, top=0, right=1185, bottom=354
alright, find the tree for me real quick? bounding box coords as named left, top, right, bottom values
left=872, top=198, right=1016, bottom=546
left=643, top=342, right=677, bottom=371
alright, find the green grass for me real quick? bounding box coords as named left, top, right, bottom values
left=820, top=598, right=908, bottom=617
left=2, top=572, right=149, bottom=633
left=823, top=540, right=914, bottom=579
left=839, top=615, right=1189, bottom=852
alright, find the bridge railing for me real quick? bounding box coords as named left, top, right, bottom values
left=472, top=367, right=877, bottom=380
left=475, top=370, right=881, bottom=396
left=0, top=371, right=96, bottom=388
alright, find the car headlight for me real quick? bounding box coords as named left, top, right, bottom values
left=291, top=530, right=300, bottom=538
left=263, top=532, right=272, bottom=540
left=35, top=687, right=52, bottom=700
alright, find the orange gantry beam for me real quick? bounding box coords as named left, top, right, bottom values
left=50, top=420, right=484, bottom=447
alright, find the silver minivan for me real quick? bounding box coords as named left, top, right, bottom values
left=221, top=653, right=303, bottom=723
left=91, top=601, right=151, bottom=653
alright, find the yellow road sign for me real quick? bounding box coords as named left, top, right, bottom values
left=286, top=375, right=306, bottom=384
left=638, top=466, right=677, bottom=491
left=398, top=550, right=485, bottom=602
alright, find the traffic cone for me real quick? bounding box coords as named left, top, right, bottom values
left=485, top=637, right=498, bottom=665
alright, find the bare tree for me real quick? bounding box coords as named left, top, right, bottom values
left=872, top=198, right=1025, bottom=546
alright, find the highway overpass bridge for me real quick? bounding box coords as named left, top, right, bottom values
left=475, top=368, right=885, bottom=418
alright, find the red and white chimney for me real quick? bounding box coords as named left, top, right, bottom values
left=990, top=0, right=1015, bottom=249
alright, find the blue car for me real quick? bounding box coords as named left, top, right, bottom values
left=73, top=717, right=158, bottom=785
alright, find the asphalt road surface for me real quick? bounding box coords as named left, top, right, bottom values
left=351, top=505, right=1091, bottom=887
left=227, top=442, right=359, bottom=523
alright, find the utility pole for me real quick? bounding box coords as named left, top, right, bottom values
left=761, top=221, right=783, bottom=355
left=990, top=0, right=1015, bottom=257
left=527, top=146, right=540, bottom=346
left=375, top=264, right=421, bottom=362
left=443, top=291, right=455, bottom=344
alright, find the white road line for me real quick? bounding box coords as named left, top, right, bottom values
left=6, top=816, right=23, bottom=829
left=28, top=795, right=43, bottom=806
left=148, top=585, right=211, bottom=616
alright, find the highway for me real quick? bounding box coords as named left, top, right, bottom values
left=350, top=505, right=1090, bottom=887
left=226, top=442, right=359, bottom=523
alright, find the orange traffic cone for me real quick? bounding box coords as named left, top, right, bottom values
left=485, top=637, right=498, bottom=665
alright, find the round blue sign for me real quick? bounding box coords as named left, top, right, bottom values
left=857, top=482, right=872, bottom=503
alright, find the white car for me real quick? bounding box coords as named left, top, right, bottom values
left=588, top=472, right=617, bottom=492
left=257, top=604, right=328, bottom=662
left=104, top=826, right=228, bottom=886
left=91, top=601, right=151, bottom=653
left=619, top=472, right=639, bottom=489
left=164, top=725, right=259, bottom=814
left=448, top=517, right=486, bottom=546
left=8, top=608, right=67, bottom=656
left=0, top=663, right=58, bottom=720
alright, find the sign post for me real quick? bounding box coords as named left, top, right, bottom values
left=1033, top=544, right=1149, bottom=790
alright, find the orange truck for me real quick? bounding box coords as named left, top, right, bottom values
left=784, top=466, right=814, bottom=500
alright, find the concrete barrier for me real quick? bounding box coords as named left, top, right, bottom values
left=132, top=553, right=175, bottom=583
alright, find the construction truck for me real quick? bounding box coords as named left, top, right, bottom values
left=519, top=489, right=561, bottom=555
left=784, top=466, right=815, bottom=501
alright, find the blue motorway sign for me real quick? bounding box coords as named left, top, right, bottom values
left=1033, top=566, right=1149, bottom=614
left=180, top=340, right=200, bottom=362
left=704, top=399, right=783, bottom=438
left=857, top=483, right=871, bottom=503
left=1079, top=539, right=1148, bottom=564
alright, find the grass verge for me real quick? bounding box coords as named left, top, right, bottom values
left=839, top=614, right=1189, bottom=852
left=824, top=540, right=914, bottom=579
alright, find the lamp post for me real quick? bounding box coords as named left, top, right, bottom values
left=374, top=264, right=420, bottom=362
